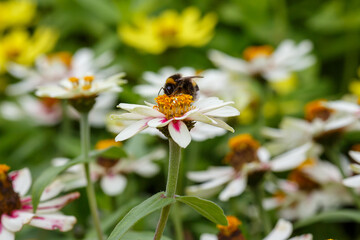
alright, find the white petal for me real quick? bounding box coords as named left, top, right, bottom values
left=208, top=50, right=249, bottom=74
left=326, top=101, right=360, bottom=113
left=324, top=116, right=356, bottom=132
left=115, top=119, right=149, bottom=142
left=258, top=147, right=271, bottom=163
left=168, top=121, right=191, bottom=148
left=343, top=175, right=360, bottom=188
left=263, top=219, right=292, bottom=240
left=1, top=211, right=34, bottom=232
left=147, top=118, right=172, bottom=128
left=36, top=192, right=80, bottom=213
left=40, top=179, right=65, bottom=201
left=204, top=118, right=235, bottom=132
left=219, top=176, right=247, bottom=201
left=187, top=167, right=234, bottom=182
left=0, top=224, right=15, bottom=240
left=9, top=168, right=32, bottom=197
left=132, top=106, right=164, bottom=118
left=289, top=234, right=313, bottom=240
left=100, top=174, right=127, bottom=196
left=270, top=143, right=311, bottom=172
left=186, top=174, right=233, bottom=198
left=200, top=233, right=218, bottom=240
left=29, top=213, right=77, bottom=232
left=205, top=106, right=240, bottom=117
left=350, top=151, right=360, bottom=164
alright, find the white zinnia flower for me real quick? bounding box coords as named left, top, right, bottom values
left=0, top=165, right=79, bottom=240
left=186, top=134, right=312, bottom=201
left=343, top=150, right=360, bottom=188
left=113, top=94, right=239, bottom=148
left=200, top=217, right=312, bottom=240
left=209, top=39, right=315, bottom=82
left=7, top=48, right=118, bottom=95
left=35, top=74, right=126, bottom=100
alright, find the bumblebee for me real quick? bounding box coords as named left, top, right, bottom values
left=160, top=73, right=202, bottom=100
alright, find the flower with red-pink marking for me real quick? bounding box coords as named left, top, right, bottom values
left=0, top=164, right=79, bottom=240
left=113, top=93, right=239, bottom=148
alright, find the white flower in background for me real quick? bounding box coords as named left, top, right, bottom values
left=7, top=48, right=118, bottom=95
left=52, top=140, right=165, bottom=196
left=113, top=93, right=239, bottom=148
left=200, top=216, right=312, bottom=240
left=264, top=158, right=352, bottom=220
left=187, top=134, right=312, bottom=201
left=0, top=95, right=62, bottom=125
left=209, top=39, right=315, bottom=82
left=263, top=99, right=359, bottom=156
left=35, top=74, right=126, bottom=100
left=0, top=165, right=79, bottom=240
left=343, top=150, right=360, bottom=188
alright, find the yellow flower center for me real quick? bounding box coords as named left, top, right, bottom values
left=225, top=134, right=261, bottom=171
left=95, top=139, right=122, bottom=150
left=154, top=94, right=194, bottom=120
left=243, top=45, right=274, bottom=61
left=297, top=158, right=316, bottom=170
left=217, top=216, right=242, bottom=237
left=0, top=165, right=22, bottom=216
left=305, top=99, right=333, bottom=122
left=288, top=169, right=320, bottom=192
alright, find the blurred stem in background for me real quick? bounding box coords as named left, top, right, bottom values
left=250, top=184, right=272, bottom=236
left=325, top=146, right=360, bottom=209
left=154, top=138, right=182, bottom=240
left=80, top=112, right=104, bottom=240
left=342, top=32, right=359, bottom=93
left=61, top=100, right=71, bottom=139
left=272, top=0, right=288, bottom=43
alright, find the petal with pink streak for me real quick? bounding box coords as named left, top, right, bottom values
left=263, top=219, right=292, bottom=240
left=115, top=119, right=149, bottom=142
left=147, top=117, right=172, bottom=128
left=100, top=174, right=127, bottom=196
left=9, top=168, right=31, bottom=197
left=0, top=224, right=15, bottom=240
left=168, top=120, right=191, bottom=148
left=1, top=211, right=34, bottom=232
left=40, top=179, right=65, bottom=201
left=29, top=213, right=77, bottom=232
left=35, top=192, right=80, bottom=213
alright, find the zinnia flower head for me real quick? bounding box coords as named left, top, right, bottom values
left=113, top=83, right=239, bottom=148
left=118, top=7, right=217, bottom=54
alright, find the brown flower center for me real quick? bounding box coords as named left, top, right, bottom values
left=0, top=165, right=21, bottom=216
left=305, top=100, right=333, bottom=122
left=243, top=45, right=274, bottom=61
left=225, top=134, right=260, bottom=171
left=154, top=94, right=194, bottom=120
left=217, top=216, right=246, bottom=240
left=288, top=169, right=319, bottom=192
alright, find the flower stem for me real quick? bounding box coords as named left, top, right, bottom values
left=154, top=138, right=182, bottom=240
left=80, top=113, right=104, bottom=240
left=325, top=147, right=360, bottom=209
left=251, top=184, right=271, bottom=236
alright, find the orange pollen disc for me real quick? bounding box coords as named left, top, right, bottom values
left=228, top=134, right=260, bottom=151
left=305, top=99, right=333, bottom=122
left=95, top=139, right=122, bottom=150
left=154, top=94, right=194, bottom=120
left=243, top=45, right=274, bottom=61
left=217, top=216, right=242, bottom=237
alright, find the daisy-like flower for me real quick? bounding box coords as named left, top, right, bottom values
left=200, top=216, right=312, bottom=240
left=52, top=139, right=165, bottom=196
left=209, top=39, right=315, bottom=82
left=118, top=7, right=217, bottom=54
left=113, top=92, right=239, bottom=148
left=0, top=165, right=79, bottom=240
left=264, top=158, right=351, bottom=220
left=343, top=147, right=360, bottom=188
left=7, top=48, right=118, bottom=96
left=187, top=134, right=312, bottom=201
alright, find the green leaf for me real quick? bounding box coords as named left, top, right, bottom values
left=176, top=196, right=227, bottom=225
left=122, top=231, right=171, bottom=240
left=31, top=148, right=108, bottom=212
left=107, top=192, right=176, bottom=240
left=294, top=210, right=360, bottom=229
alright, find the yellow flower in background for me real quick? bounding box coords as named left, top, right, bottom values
left=0, top=27, right=58, bottom=72
left=0, top=0, right=36, bottom=30
left=118, top=7, right=217, bottom=54
left=269, top=73, right=298, bottom=95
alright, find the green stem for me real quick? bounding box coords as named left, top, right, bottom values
left=80, top=113, right=104, bottom=240
left=325, top=147, right=360, bottom=209
left=171, top=203, right=185, bottom=240
left=251, top=184, right=271, bottom=236
left=61, top=100, right=71, bottom=138
left=154, top=138, right=182, bottom=240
